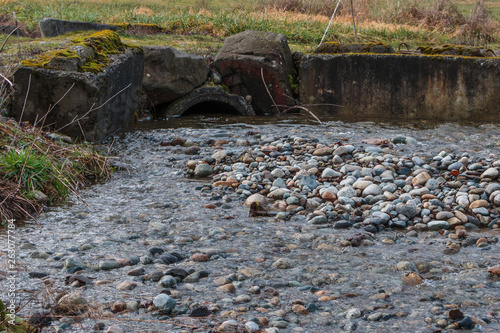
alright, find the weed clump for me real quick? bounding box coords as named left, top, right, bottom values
left=0, top=119, right=111, bottom=223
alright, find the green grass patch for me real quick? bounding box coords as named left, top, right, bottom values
left=0, top=120, right=111, bottom=223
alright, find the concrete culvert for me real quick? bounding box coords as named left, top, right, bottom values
left=162, top=87, right=255, bottom=117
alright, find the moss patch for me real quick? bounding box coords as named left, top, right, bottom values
left=21, top=49, right=81, bottom=69
left=20, top=30, right=140, bottom=73
left=315, top=42, right=395, bottom=54
left=416, top=44, right=496, bottom=57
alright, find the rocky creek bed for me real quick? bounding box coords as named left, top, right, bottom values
left=1, top=117, right=500, bottom=333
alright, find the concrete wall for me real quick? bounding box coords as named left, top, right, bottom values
left=298, top=53, right=500, bottom=122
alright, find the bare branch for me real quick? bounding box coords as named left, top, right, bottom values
left=0, top=26, right=20, bottom=53
left=0, top=73, right=13, bottom=86
left=36, top=83, right=75, bottom=128
left=260, top=68, right=280, bottom=114
left=55, top=83, right=132, bottom=133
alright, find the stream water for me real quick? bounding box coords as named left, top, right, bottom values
left=1, top=115, right=499, bottom=333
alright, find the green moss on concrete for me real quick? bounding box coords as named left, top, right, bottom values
left=112, top=23, right=164, bottom=34
left=21, top=30, right=142, bottom=73
left=315, top=42, right=394, bottom=54
left=21, top=49, right=81, bottom=69
left=416, top=44, right=496, bottom=57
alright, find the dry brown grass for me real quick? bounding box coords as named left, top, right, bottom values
left=132, top=6, right=155, bottom=17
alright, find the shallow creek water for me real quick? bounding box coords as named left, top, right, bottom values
left=1, top=116, right=500, bottom=333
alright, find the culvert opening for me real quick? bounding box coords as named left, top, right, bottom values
left=181, top=101, right=242, bottom=116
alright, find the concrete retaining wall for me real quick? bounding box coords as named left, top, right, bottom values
left=298, top=53, right=500, bottom=122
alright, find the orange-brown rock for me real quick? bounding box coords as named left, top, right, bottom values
left=402, top=272, right=423, bottom=286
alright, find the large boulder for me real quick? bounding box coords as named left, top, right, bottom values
left=13, top=30, right=143, bottom=142
left=142, top=46, right=210, bottom=110
left=39, top=18, right=120, bottom=37
left=214, top=30, right=296, bottom=115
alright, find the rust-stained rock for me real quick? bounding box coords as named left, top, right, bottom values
left=214, top=30, right=295, bottom=115
left=487, top=266, right=500, bottom=276
left=402, top=272, right=423, bottom=286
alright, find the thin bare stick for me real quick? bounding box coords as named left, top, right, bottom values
left=18, top=74, right=31, bottom=126
left=13, top=12, right=22, bottom=60
left=35, top=83, right=75, bottom=128
left=0, top=26, right=20, bottom=53
left=350, top=0, right=359, bottom=43
left=260, top=68, right=280, bottom=114
left=319, top=0, right=343, bottom=47
left=279, top=105, right=323, bottom=124
left=0, top=73, right=13, bottom=86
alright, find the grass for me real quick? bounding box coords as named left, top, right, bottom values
left=0, top=119, right=112, bottom=223
left=0, top=0, right=498, bottom=56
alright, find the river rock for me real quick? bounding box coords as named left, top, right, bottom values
left=362, top=184, right=382, bottom=197
left=116, top=281, right=138, bottom=290
left=268, top=188, right=289, bottom=200
left=469, top=199, right=488, bottom=210
left=313, top=147, right=333, bottom=156
left=194, top=163, right=213, bottom=177
left=412, top=172, right=431, bottom=186
left=427, top=220, right=450, bottom=230
left=159, top=275, right=177, bottom=288
left=481, top=167, right=499, bottom=179
left=338, top=186, right=357, bottom=198
left=244, top=193, right=267, bottom=207
left=217, top=320, right=240, bottom=332
left=395, top=203, right=417, bottom=219
left=321, top=168, right=342, bottom=178
left=57, top=292, right=88, bottom=313
left=153, top=294, right=176, bottom=312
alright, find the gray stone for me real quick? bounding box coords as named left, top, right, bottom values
left=338, top=186, right=357, bottom=198
left=427, top=220, right=450, bottom=230
left=295, top=173, right=318, bottom=190
left=286, top=196, right=300, bottom=206
left=481, top=167, right=499, bottom=179
left=395, top=203, right=417, bottom=219
left=362, top=184, right=382, bottom=197
left=245, top=321, right=260, bottom=332
left=436, top=211, right=454, bottom=220
left=271, top=168, right=286, bottom=178
left=485, top=183, right=500, bottom=196
left=333, top=145, right=354, bottom=156
left=447, top=161, right=463, bottom=171
left=346, top=307, right=361, bottom=319
left=142, top=46, right=209, bottom=107
left=159, top=275, right=177, bottom=288
left=153, top=294, right=176, bottom=312
left=321, top=168, right=342, bottom=178
left=425, top=178, right=439, bottom=190
left=194, top=164, right=213, bottom=177
left=99, top=261, right=120, bottom=271
left=308, top=215, right=328, bottom=224
left=272, top=178, right=287, bottom=189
